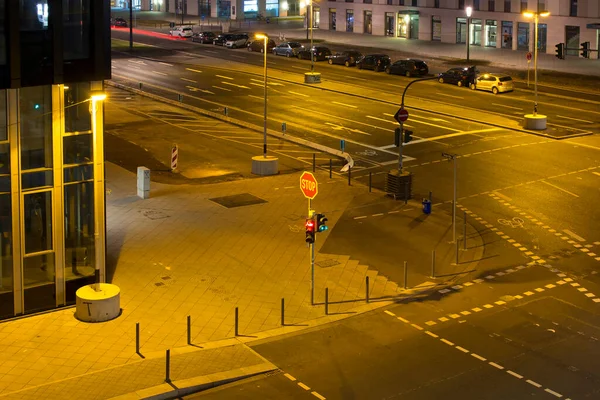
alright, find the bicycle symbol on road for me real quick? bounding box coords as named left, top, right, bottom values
left=356, top=149, right=377, bottom=157
left=288, top=225, right=302, bottom=233
left=497, top=217, right=524, bottom=228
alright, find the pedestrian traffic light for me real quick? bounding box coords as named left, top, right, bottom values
left=404, top=130, right=413, bottom=143
left=394, top=127, right=401, bottom=147
left=305, top=218, right=315, bottom=244
left=315, top=213, right=328, bottom=232
left=555, top=43, right=565, bottom=59
left=580, top=41, right=590, bottom=59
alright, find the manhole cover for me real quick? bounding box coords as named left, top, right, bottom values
left=316, top=259, right=341, bottom=268
left=209, top=193, right=267, bottom=208
left=140, top=209, right=170, bottom=220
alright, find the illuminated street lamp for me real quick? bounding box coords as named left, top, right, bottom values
left=523, top=10, right=550, bottom=117
left=465, top=6, right=472, bottom=61
left=255, top=33, right=268, bottom=158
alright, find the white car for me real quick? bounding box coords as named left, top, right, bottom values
left=470, top=73, right=514, bottom=94
left=225, top=34, right=249, bottom=49
left=169, top=26, right=193, bottom=38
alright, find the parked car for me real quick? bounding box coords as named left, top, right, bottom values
left=385, top=59, right=429, bottom=77
left=437, top=66, right=477, bottom=87
left=327, top=50, right=363, bottom=67
left=192, top=31, right=216, bottom=44
left=213, top=33, right=235, bottom=46
left=470, top=73, right=514, bottom=94
left=225, top=34, right=249, bottom=49
left=247, top=38, right=276, bottom=53
left=297, top=46, right=332, bottom=61
left=110, top=17, right=128, bottom=27
left=357, top=54, right=391, bottom=72
left=272, top=42, right=304, bottom=57
left=169, top=26, right=193, bottom=38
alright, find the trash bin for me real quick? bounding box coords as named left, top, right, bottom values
left=422, top=199, right=432, bottom=215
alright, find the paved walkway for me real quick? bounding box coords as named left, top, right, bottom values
left=0, top=68, right=485, bottom=399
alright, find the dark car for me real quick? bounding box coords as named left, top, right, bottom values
left=247, top=38, right=276, bottom=53
left=385, top=59, right=429, bottom=77
left=192, top=31, right=216, bottom=44
left=272, top=42, right=304, bottom=57
left=111, top=17, right=128, bottom=27
left=327, top=50, right=363, bottom=67
left=297, top=46, right=332, bottom=61
left=213, top=33, right=235, bottom=46
left=357, top=54, right=391, bottom=72
left=438, top=66, right=477, bottom=87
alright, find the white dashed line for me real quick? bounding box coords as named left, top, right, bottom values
left=425, top=331, right=439, bottom=338
left=526, top=379, right=542, bottom=388
left=311, top=391, right=326, bottom=400
left=384, top=310, right=396, bottom=316
left=507, top=370, right=523, bottom=379
left=440, top=339, right=454, bottom=346
left=411, top=324, right=424, bottom=330
left=284, top=373, right=297, bottom=381
left=455, top=346, right=469, bottom=353
left=544, top=388, right=563, bottom=398
left=298, top=382, right=311, bottom=390
left=489, top=362, right=504, bottom=370
left=471, top=353, right=487, bottom=361
left=397, top=317, right=409, bottom=323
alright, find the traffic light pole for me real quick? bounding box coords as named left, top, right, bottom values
left=308, top=199, right=315, bottom=306
left=398, top=120, right=404, bottom=173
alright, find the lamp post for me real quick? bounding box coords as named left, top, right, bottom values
left=465, top=6, right=472, bottom=61
left=523, top=10, right=549, bottom=116
left=256, top=34, right=268, bottom=158
left=309, top=0, right=314, bottom=72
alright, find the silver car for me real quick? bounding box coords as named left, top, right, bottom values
left=225, top=34, right=249, bottom=49
left=272, top=42, right=304, bottom=57
left=470, top=73, right=514, bottom=94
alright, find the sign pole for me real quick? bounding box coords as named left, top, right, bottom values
left=398, top=120, right=404, bottom=173
left=309, top=198, right=315, bottom=305
left=300, top=171, right=318, bottom=306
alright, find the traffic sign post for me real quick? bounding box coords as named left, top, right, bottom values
left=526, top=52, right=532, bottom=87
left=300, top=171, right=318, bottom=305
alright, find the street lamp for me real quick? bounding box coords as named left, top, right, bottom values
left=465, top=6, right=472, bottom=61
left=308, top=0, right=314, bottom=72
left=523, top=10, right=549, bottom=117
left=255, top=34, right=268, bottom=158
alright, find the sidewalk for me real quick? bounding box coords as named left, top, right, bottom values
left=0, top=88, right=485, bottom=400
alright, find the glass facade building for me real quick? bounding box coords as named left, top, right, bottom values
left=0, top=1, right=110, bottom=320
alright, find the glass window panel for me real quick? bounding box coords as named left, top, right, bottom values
left=21, top=0, right=49, bottom=30
left=0, top=90, right=6, bottom=141
left=63, top=0, right=91, bottom=60
left=0, top=142, right=8, bottom=175
left=64, top=181, right=94, bottom=280
left=21, top=170, right=53, bottom=190
left=64, top=164, right=93, bottom=184
left=0, top=176, right=8, bottom=193
left=23, top=191, right=52, bottom=254
left=23, top=253, right=54, bottom=287
left=64, top=82, right=91, bottom=133
left=0, top=0, right=5, bottom=66
left=20, top=86, right=53, bottom=171
left=63, top=134, right=92, bottom=165
left=0, top=193, right=12, bottom=298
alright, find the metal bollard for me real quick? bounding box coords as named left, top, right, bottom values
left=348, top=167, right=351, bottom=186
left=313, top=154, right=316, bottom=172
left=325, top=288, right=329, bottom=315
left=281, top=298, right=285, bottom=326
left=329, top=159, right=332, bottom=179
left=282, top=122, right=287, bottom=133
left=165, top=349, right=171, bottom=383
left=178, top=94, right=183, bottom=102
left=455, top=240, right=459, bottom=265
left=369, top=172, right=372, bottom=192
left=463, top=211, right=467, bottom=250
left=366, top=276, right=370, bottom=303
left=234, top=307, right=239, bottom=336
left=431, top=250, right=436, bottom=278
left=404, top=261, right=408, bottom=289
left=139, top=82, right=143, bottom=90
left=136, top=322, right=140, bottom=354
left=187, top=315, right=191, bottom=345
left=404, top=181, right=408, bottom=205
left=224, top=107, right=229, bottom=117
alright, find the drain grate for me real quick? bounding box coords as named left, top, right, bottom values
left=209, top=193, right=267, bottom=208
left=316, top=259, right=341, bottom=268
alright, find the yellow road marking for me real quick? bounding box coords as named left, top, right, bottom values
left=540, top=180, right=579, bottom=198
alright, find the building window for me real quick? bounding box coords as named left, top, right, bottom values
left=458, top=0, right=465, bottom=9
left=410, top=0, right=417, bottom=6
left=520, top=1, right=527, bottom=12
left=265, top=0, right=279, bottom=16
left=504, top=0, right=510, bottom=12
left=538, top=0, right=546, bottom=11
left=471, top=19, right=482, bottom=46
left=570, top=0, right=577, bottom=16
left=400, top=0, right=404, bottom=5
left=517, top=22, right=529, bottom=50
left=456, top=17, right=467, bottom=43
left=63, top=0, right=91, bottom=61
left=364, top=0, right=372, bottom=4
left=485, top=20, right=497, bottom=47
left=432, top=16, right=442, bottom=40
left=434, top=0, right=440, bottom=8
left=387, top=0, right=394, bottom=4
left=20, top=86, right=53, bottom=176
left=346, top=10, right=354, bottom=32
left=501, top=21, right=512, bottom=48
left=474, top=0, right=480, bottom=10
left=488, top=0, right=494, bottom=11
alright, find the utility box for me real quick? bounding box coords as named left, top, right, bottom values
left=137, top=166, right=150, bottom=199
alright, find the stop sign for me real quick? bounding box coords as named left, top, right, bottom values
left=300, top=171, right=318, bottom=199
left=526, top=52, right=532, bottom=61
left=394, top=108, right=409, bottom=123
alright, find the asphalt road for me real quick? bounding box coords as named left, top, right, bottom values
left=107, top=29, right=600, bottom=399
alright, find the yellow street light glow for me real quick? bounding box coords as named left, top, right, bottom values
left=90, top=92, right=107, bottom=101
left=523, top=11, right=534, bottom=18
left=540, top=11, right=550, bottom=17
left=281, top=1, right=288, bottom=10
left=466, top=6, right=472, bottom=17
left=255, top=33, right=267, bottom=40
left=300, top=1, right=305, bottom=8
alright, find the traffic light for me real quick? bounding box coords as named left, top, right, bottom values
left=404, top=130, right=413, bottom=143
left=581, top=41, right=590, bottom=59
left=555, top=43, right=565, bottom=59
left=315, top=213, right=328, bottom=232
left=305, top=218, right=315, bottom=244
left=394, top=127, right=401, bottom=147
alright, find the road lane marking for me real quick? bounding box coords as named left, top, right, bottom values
left=382, top=113, right=462, bottom=132
left=471, top=353, right=486, bottom=361
left=298, top=382, right=311, bottom=390
left=311, top=392, right=326, bottom=400
left=544, top=388, right=563, bottom=398
left=289, top=91, right=309, bottom=97
left=557, top=114, right=594, bottom=123
left=353, top=216, right=367, bottom=220
left=593, top=172, right=600, bottom=177
left=397, top=317, right=409, bottom=323
left=152, top=71, right=167, bottom=76
left=493, top=191, right=512, bottom=202
left=507, top=370, right=523, bottom=379
left=158, top=62, right=173, bottom=66
left=526, top=380, right=542, bottom=388
left=384, top=310, right=396, bottom=316
left=284, top=373, right=297, bottom=381
left=230, top=55, right=246, bottom=59
left=425, top=331, right=439, bottom=338
left=332, top=101, right=357, bottom=108
left=440, top=339, right=454, bottom=346
left=216, top=74, right=234, bottom=80
left=492, top=102, right=523, bottom=111
left=212, top=85, right=232, bottom=91
left=563, top=229, right=585, bottom=242
left=540, top=180, right=579, bottom=198
left=489, top=362, right=504, bottom=370
left=180, top=78, right=197, bottom=83
left=435, top=92, right=464, bottom=99
left=186, top=68, right=203, bottom=73
left=220, top=81, right=250, bottom=89
left=248, top=95, right=264, bottom=100
left=455, top=346, right=469, bottom=353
